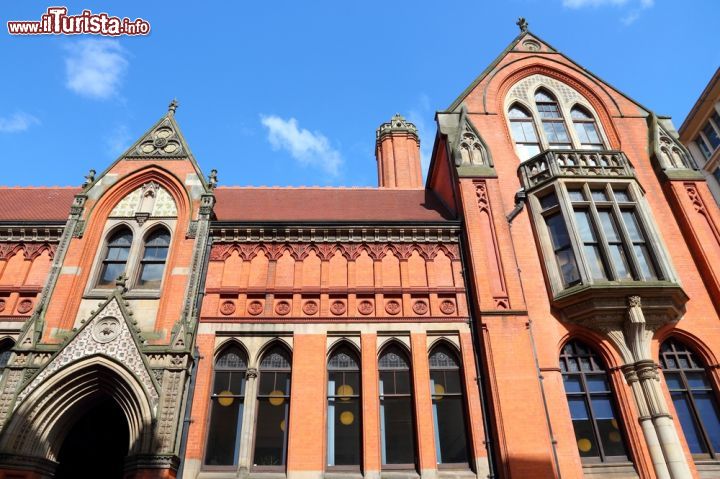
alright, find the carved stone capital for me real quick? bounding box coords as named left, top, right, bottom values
left=246, top=367, right=258, bottom=379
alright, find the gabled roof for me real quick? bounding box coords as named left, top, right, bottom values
left=445, top=28, right=652, bottom=115
left=0, top=187, right=78, bottom=222
left=213, top=187, right=454, bottom=223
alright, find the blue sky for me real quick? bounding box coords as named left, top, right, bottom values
left=1, top=1, right=718, bottom=187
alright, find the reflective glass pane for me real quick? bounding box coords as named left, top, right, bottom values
left=546, top=214, right=571, bottom=249
left=591, top=397, right=615, bottom=420
left=609, top=245, right=632, bottom=280
left=687, top=372, right=711, bottom=390
left=254, top=399, right=289, bottom=466
left=584, top=245, right=607, bottom=280
left=571, top=419, right=599, bottom=458
left=568, top=397, right=589, bottom=419
left=703, top=122, right=720, bottom=149
left=205, top=399, right=243, bottom=465
left=574, top=123, right=590, bottom=144
left=613, top=189, right=631, bottom=202
left=433, top=396, right=469, bottom=464
left=139, top=263, right=164, bottom=285
left=574, top=211, right=596, bottom=242
left=597, top=417, right=627, bottom=457
left=664, top=372, right=684, bottom=390
left=633, top=245, right=657, bottom=280
left=563, top=375, right=583, bottom=393
left=671, top=392, right=708, bottom=454
left=100, top=263, right=124, bottom=284
left=695, top=392, right=720, bottom=452
left=556, top=249, right=581, bottom=285
left=586, top=376, right=609, bottom=392
left=328, top=398, right=361, bottom=466
left=598, top=211, right=620, bottom=242
left=568, top=189, right=585, bottom=202
left=381, top=397, right=416, bottom=465
left=591, top=190, right=608, bottom=202
left=540, top=193, right=558, bottom=210
left=621, top=211, right=643, bottom=242
left=521, top=122, right=538, bottom=141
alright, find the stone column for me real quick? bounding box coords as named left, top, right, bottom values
left=614, top=296, right=691, bottom=479
left=237, top=367, right=258, bottom=477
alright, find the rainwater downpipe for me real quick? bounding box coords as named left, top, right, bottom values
left=506, top=188, right=563, bottom=479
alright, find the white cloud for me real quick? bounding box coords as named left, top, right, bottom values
left=260, top=115, right=343, bottom=176
left=562, top=0, right=653, bottom=24
left=0, top=112, right=40, bottom=133
left=64, top=39, right=128, bottom=99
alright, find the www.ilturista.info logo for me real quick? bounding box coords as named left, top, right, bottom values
left=7, top=7, right=150, bottom=36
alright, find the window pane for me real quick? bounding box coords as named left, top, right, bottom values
left=695, top=392, right=720, bottom=452
left=205, top=399, right=243, bottom=465
left=687, top=372, right=711, bottom=390
left=433, top=396, right=469, bottom=464
left=381, top=397, right=416, bottom=465
left=591, top=397, right=615, bottom=419
left=510, top=122, right=526, bottom=142
left=568, top=397, right=589, bottom=419
left=583, top=246, right=607, bottom=280
left=139, top=263, right=164, bottom=285
left=107, top=246, right=130, bottom=261
left=671, top=392, right=708, bottom=454
left=613, top=189, right=631, bottom=202
left=328, top=398, right=361, bottom=466
left=609, top=245, right=632, bottom=280
left=633, top=245, right=657, bottom=280
left=100, top=263, right=125, bottom=285
left=597, top=416, right=627, bottom=457
left=540, top=193, right=559, bottom=210
left=568, top=189, right=585, bottom=202
left=254, top=399, right=289, bottom=466
left=598, top=211, right=620, bottom=242
left=621, top=211, right=643, bottom=242
left=664, top=372, right=684, bottom=391
left=584, top=123, right=601, bottom=144
left=563, top=375, right=583, bottom=393
left=518, top=144, right=541, bottom=161
left=521, top=122, right=538, bottom=141
left=697, top=137, right=713, bottom=159
left=703, top=122, right=720, bottom=149
left=591, top=190, right=608, bottom=202
left=574, top=123, right=590, bottom=144
left=572, top=419, right=599, bottom=458
left=575, top=211, right=597, bottom=242
left=586, top=376, right=609, bottom=392
left=143, top=246, right=168, bottom=260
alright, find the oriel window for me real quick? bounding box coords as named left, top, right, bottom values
left=429, top=345, right=469, bottom=466
left=560, top=340, right=629, bottom=462
left=661, top=339, right=720, bottom=458
left=327, top=346, right=362, bottom=468
left=379, top=345, right=416, bottom=468
left=204, top=346, right=247, bottom=466
left=253, top=346, right=292, bottom=469
left=98, top=228, right=133, bottom=287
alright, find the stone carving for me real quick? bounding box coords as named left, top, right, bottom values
left=274, top=301, right=291, bottom=316
left=516, top=17, right=528, bottom=32
left=0, top=299, right=5, bottom=313
left=440, top=300, right=456, bottom=315
left=128, top=118, right=184, bottom=157
left=330, top=301, right=346, bottom=316
left=247, top=301, right=263, bottom=316
left=455, top=121, right=490, bottom=167
left=15, top=296, right=159, bottom=407
left=358, top=300, right=374, bottom=315
left=219, top=301, right=236, bottom=316
left=16, top=300, right=33, bottom=314
left=412, top=300, right=428, bottom=315
left=110, top=182, right=178, bottom=218
left=0, top=243, right=56, bottom=261
left=522, top=39, right=541, bottom=51
left=91, top=317, right=121, bottom=343
left=385, top=300, right=401, bottom=315
left=303, top=301, right=319, bottom=315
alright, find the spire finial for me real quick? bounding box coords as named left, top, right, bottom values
left=168, top=98, right=179, bottom=114
left=516, top=17, right=528, bottom=33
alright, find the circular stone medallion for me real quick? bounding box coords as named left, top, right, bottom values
left=330, top=301, right=346, bottom=315
left=357, top=300, right=374, bottom=315
left=17, top=299, right=33, bottom=314
left=412, top=300, right=429, bottom=315
left=0, top=299, right=5, bottom=313
left=247, top=301, right=264, bottom=316
left=274, top=301, right=291, bottom=316
left=91, top=316, right=121, bottom=343
left=440, top=300, right=456, bottom=315
left=219, top=300, right=236, bottom=316
left=302, top=301, right=319, bottom=315
left=385, top=300, right=401, bottom=315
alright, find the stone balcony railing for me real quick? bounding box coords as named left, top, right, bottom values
left=518, top=149, right=635, bottom=190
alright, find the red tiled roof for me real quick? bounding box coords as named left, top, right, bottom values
left=0, top=187, right=79, bottom=221
left=213, top=187, right=454, bottom=222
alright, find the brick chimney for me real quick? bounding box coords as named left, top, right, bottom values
left=375, top=114, right=423, bottom=188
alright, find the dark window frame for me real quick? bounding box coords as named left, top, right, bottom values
left=97, top=227, right=133, bottom=288
left=560, top=340, right=630, bottom=464
left=203, top=344, right=248, bottom=469
left=660, top=339, right=720, bottom=459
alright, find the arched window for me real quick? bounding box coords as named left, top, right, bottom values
left=571, top=106, right=604, bottom=150
left=379, top=344, right=416, bottom=467
left=0, top=339, right=14, bottom=378
left=98, top=228, right=133, bottom=287
left=137, top=228, right=170, bottom=288
left=508, top=104, right=541, bottom=161
left=429, top=344, right=469, bottom=465
left=660, top=339, right=720, bottom=457
left=535, top=90, right=572, bottom=150
left=327, top=345, right=361, bottom=468
left=560, top=340, right=628, bottom=462
left=254, top=345, right=292, bottom=469
left=204, top=345, right=248, bottom=466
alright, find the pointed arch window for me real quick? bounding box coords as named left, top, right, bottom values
left=379, top=344, right=416, bottom=467
left=254, top=346, right=292, bottom=469
left=560, top=340, right=628, bottom=462
left=571, top=106, right=604, bottom=150
left=98, top=228, right=133, bottom=287
left=0, top=340, right=14, bottom=379
left=509, top=105, right=541, bottom=161
left=536, top=90, right=572, bottom=150
left=137, top=228, right=170, bottom=289
left=660, top=339, right=720, bottom=457
left=429, top=344, right=469, bottom=466
left=327, top=346, right=362, bottom=468
left=205, top=345, right=248, bottom=466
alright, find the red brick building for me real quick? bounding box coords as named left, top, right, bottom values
left=0, top=22, right=719, bottom=479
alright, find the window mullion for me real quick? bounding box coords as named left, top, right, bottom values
left=683, top=371, right=715, bottom=456
left=557, top=184, right=588, bottom=284
left=587, top=198, right=615, bottom=280
left=611, top=200, right=641, bottom=280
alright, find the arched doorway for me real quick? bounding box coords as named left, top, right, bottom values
left=54, top=397, right=130, bottom=479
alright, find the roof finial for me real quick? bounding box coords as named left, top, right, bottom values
left=168, top=98, right=179, bottom=115
left=516, top=17, right=528, bottom=33
left=82, top=168, right=96, bottom=190
left=208, top=169, right=218, bottom=189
